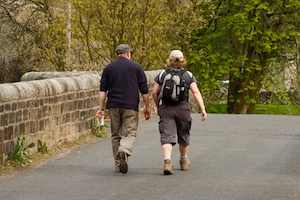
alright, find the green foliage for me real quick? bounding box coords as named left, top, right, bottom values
left=37, top=139, right=48, bottom=153
left=207, top=104, right=300, bottom=115
left=188, top=0, right=300, bottom=113
left=206, top=104, right=227, bottom=114
left=0, top=0, right=206, bottom=74
left=8, top=133, right=35, bottom=164
left=71, top=0, right=181, bottom=70
left=91, top=117, right=108, bottom=138
left=254, top=104, right=300, bottom=115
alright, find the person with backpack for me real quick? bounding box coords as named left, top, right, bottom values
left=96, top=44, right=151, bottom=174
left=152, top=50, right=207, bottom=175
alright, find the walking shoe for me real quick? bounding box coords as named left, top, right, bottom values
left=180, top=158, right=191, bottom=170
left=115, top=164, right=120, bottom=173
left=115, top=160, right=120, bottom=173
left=163, top=160, right=173, bottom=175
left=117, top=151, right=128, bottom=174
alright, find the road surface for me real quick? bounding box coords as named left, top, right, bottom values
left=0, top=114, right=300, bottom=200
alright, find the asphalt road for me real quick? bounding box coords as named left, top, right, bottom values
left=0, top=114, right=300, bottom=200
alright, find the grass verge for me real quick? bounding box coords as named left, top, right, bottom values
left=0, top=134, right=102, bottom=179
left=206, top=104, right=300, bottom=115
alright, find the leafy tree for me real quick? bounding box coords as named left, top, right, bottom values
left=189, top=0, right=300, bottom=113
left=0, top=0, right=209, bottom=79
left=0, top=0, right=68, bottom=81
left=71, top=0, right=178, bottom=71
left=65, top=0, right=204, bottom=71
left=0, top=0, right=33, bottom=82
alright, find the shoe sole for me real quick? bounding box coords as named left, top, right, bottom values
left=163, top=162, right=173, bottom=175
left=118, top=152, right=128, bottom=174
left=163, top=170, right=173, bottom=175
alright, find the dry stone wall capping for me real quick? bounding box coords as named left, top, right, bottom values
left=0, top=70, right=198, bottom=160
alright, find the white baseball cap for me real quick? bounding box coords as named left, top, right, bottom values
left=169, top=50, right=184, bottom=61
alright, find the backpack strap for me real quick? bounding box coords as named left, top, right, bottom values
left=158, top=68, right=188, bottom=86
left=177, top=69, right=187, bottom=77
left=164, top=68, right=186, bottom=77
left=186, top=71, right=192, bottom=78
left=158, top=69, right=166, bottom=83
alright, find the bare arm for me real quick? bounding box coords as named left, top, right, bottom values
left=152, top=82, right=160, bottom=113
left=190, top=82, right=207, bottom=121
left=96, top=91, right=106, bottom=119
left=142, top=93, right=151, bottom=120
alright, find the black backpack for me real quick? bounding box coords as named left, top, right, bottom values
left=158, top=68, right=188, bottom=103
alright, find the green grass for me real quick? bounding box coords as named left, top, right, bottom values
left=206, top=104, right=300, bottom=115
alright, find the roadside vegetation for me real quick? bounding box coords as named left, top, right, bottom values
left=207, top=104, right=300, bottom=116
left=0, top=134, right=103, bottom=178
left=0, top=121, right=108, bottom=178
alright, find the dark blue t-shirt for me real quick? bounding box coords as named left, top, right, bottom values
left=100, top=58, right=148, bottom=111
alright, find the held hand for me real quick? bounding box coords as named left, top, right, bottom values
left=96, top=110, right=105, bottom=119
left=144, top=108, right=151, bottom=120
left=201, top=110, right=207, bottom=122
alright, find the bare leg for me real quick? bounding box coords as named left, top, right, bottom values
left=179, top=144, right=188, bottom=157
left=162, top=143, right=173, bottom=175
left=179, top=144, right=190, bottom=170
left=162, top=143, right=173, bottom=160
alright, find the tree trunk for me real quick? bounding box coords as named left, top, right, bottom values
left=227, top=75, right=258, bottom=114
left=66, top=0, right=72, bottom=70
left=227, top=73, right=255, bottom=114
left=227, top=53, right=269, bottom=114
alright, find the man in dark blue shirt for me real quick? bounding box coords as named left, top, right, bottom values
left=96, top=44, right=151, bottom=174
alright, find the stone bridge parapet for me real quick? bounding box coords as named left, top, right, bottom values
left=0, top=70, right=197, bottom=161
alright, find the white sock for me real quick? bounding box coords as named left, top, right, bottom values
left=180, top=156, right=187, bottom=161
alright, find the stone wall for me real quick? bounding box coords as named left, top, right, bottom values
left=0, top=70, right=198, bottom=160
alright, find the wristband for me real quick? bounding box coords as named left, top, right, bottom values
left=98, top=108, right=105, bottom=111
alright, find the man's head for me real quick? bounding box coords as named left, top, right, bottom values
left=115, top=44, right=132, bottom=56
